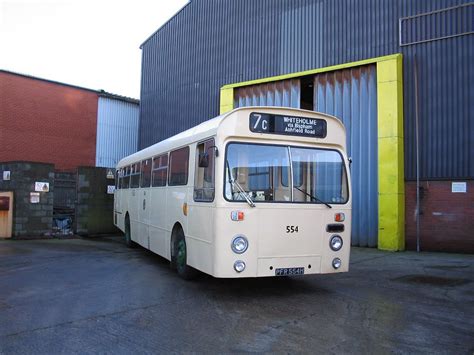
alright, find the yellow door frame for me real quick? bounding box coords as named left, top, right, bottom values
left=219, top=54, right=405, bottom=251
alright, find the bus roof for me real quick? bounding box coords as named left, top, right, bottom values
left=117, top=107, right=345, bottom=168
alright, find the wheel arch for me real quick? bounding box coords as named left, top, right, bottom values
left=170, top=222, right=184, bottom=262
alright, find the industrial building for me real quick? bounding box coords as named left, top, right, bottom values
left=137, top=0, right=473, bottom=252
left=0, top=70, right=139, bottom=170
left=0, top=70, right=140, bottom=238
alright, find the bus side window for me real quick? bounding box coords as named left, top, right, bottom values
left=152, top=154, right=168, bottom=187
left=130, top=162, right=141, bottom=188
left=140, top=159, right=152, bottom=188
left=194, top=139, right=215, bottom=202
left=123, top=166, right=130, bottom=189
left=169, top=147, right=190, bottom=186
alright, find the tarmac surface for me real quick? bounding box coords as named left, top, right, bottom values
left=0, top=236, right=473, bottom=354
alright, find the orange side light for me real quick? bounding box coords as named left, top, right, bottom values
left=231, top=211, right=245, bottom=221
left=335, top=213, right=345, bottom=222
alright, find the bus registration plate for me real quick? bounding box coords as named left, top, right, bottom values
left=275, top=267, right=305, bottom=276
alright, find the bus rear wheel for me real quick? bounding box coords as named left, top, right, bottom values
left=124, top=215, right=137, bottom=248
left=173, top=228, right=197, bottom=280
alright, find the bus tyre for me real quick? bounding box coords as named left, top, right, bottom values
left=174, top=229, right=197, bottom=280
left=124, top=215, right=137, bottom=248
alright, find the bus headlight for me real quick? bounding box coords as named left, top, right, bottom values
left=234, top=260, right=246, bottom=273
left=329, top=235, right=343, bottom=251
left=231, top=235, right=248, bottom=254
left=332, top=258, right=342, bottom=269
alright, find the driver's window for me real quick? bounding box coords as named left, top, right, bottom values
left=193, top=138, right=215, bottom=202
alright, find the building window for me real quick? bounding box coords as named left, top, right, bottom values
left=169, top=147, right=189, bottom=186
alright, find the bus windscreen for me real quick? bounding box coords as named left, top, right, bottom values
left=225, top=143, right=348, bottom=204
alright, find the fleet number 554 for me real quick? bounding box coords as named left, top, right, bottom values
left=286, top=226, right=299, bottom=233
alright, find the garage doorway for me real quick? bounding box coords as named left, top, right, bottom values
left=233, top=64, right=378, bottom=247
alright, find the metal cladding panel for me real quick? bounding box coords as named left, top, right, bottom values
left=234, top=79, right=301, bottom=108
left=400, top=1, right=474, bottom=179
left=314, top=65, right=378, bottom=247
left=96, top=97, right=139, bottom=168
left=140, top=0, right=472, bottom=179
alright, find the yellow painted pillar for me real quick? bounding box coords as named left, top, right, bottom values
left=376, top=55, right=405, bottom=251
left=219, top=87, right=234, bottom=114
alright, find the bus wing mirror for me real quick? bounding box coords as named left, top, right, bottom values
left=207, top=145, right=219, bottom=157
left=198, top=153, right=209, bottom=168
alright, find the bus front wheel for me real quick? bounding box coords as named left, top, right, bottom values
left=173, top=228, right=197, bottom=280
left=124, top=215, right=137, bottom=248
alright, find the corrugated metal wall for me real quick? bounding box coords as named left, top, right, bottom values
left=139, top=0, right=473, bottom=180
left=234, top=79, right=300, bottom=108
left=400, top=2, right=474, bottom=179
left=96, top=97, right=139, bottom=168
left=313, top=65, right=378, bottom=246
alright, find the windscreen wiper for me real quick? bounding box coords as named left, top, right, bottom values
left=294, top=186, right=332, bottom=208
left=226, top=160, right=255, bottom=208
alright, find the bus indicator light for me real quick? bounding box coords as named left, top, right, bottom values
left=335, top=213, right=345, bottom=222
left=231, top=211, right=245, bottom=221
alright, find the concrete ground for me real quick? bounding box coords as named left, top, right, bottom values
left=0, top=237, right=472, bottom=354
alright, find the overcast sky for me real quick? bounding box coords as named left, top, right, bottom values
left=0, top=0, right=188, bottom=99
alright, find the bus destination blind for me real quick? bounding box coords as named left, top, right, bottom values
left=249, top=112, right=327, bottom=138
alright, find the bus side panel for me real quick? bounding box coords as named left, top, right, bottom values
left=166, top=185, right=188, bottom=259
left=138, top=188, right=150, bottom=249
left=149, top=187, right=169, bottom=260
left=129, top=188, right=144, bottom=246
left=121, top=190, right=131, bottom=231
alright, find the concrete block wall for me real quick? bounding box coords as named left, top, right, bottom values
left=0, top=162, right=54, bottom=237
left=76, top=166, right=118, bottom=235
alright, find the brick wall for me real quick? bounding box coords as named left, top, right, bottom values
left=0, top=71, right=98, bottom=171
left=405, top=181, right=474, bottom=253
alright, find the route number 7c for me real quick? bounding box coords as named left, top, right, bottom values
left=253, top=114, right=268, bottom=131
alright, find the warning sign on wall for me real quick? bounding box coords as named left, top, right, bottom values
left=30, top=192, right=40, bottom=204
left=35, top=182, right=49, bottom=192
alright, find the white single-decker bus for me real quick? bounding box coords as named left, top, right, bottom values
left=114, top=107, right=351, bottom=279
